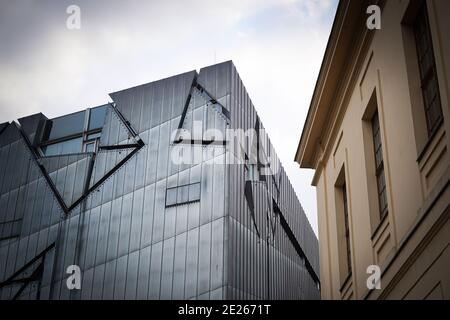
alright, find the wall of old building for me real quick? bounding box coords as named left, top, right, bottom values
left=315, top=0, right=449, bottom=300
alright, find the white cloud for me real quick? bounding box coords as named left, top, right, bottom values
left=0, top=0, right=338, bottom=236
left=303, top=0, right=333, bottom=17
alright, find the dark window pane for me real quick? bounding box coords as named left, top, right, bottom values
left=42, top=137, right=83, bottom=156
left=177, top=185, right=189, bottom=204
left=166, top=188, right=177, bottom=207
left=85, top=142, right=96, bottom=153
left=422, top=51, right=433, bottom=75
left=379, top=174, right=386, bottom=192
left=381, top=190, right=387, bottom=210
left=189, top=183, right=201, bottom=202
left=61, top=137, right=83, bottom=154
left=375, top=150, right=381, bottom=168
left=42, top=143, right=60, bottom=156
left=87, top=132, right=102, bottom=140
left=372, top=111, right=388, bottom=219
left=423, top=80, right=437, bottom=107
left=48, top=111, right=85, bottom=140
left=89, top=105, right=108, bottom=130
left=342, top=184, right=351, bottom=275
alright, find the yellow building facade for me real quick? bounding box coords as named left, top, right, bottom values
left=295, top=0, right=450, bottom=299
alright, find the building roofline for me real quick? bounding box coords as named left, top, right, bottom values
left=294, top=0, right=349, bottom=168
left=295, top=0, right=380, bottom=169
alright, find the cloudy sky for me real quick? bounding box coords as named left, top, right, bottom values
left=0, top=0, right=338, bottom=236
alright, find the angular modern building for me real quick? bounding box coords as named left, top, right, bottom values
left=0, top=61, right=319, bottom=300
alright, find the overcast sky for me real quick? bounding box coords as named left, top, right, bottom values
left=0, top=0, right=338, bottom=236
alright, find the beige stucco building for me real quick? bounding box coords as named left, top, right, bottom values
left=295, top=0, right=449, bottom=299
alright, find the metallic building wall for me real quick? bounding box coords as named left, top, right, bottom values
left=0, top=123, right=64, bottom=299
left=198, top=62, right=319, bottom=299
left=0, top=62, right=319, bottom=300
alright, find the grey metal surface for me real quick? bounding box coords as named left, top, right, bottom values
left=0, top=61, right=319, bottom=300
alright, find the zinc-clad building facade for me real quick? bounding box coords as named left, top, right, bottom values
left=0, top=61, right=319, bottom=300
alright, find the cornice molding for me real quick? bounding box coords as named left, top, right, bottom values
left=297, top=0, right=386, bottom=170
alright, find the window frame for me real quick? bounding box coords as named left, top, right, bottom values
left=83, top=140, right=97, bottom=153
left=335, top=165, right=353, bottom=289
left=371, top=111, right=389, bottom=220
left=342, top=183, right=352, bottom=277
left=412, top=2, right=444, bottom=138
left=39, top=106, right=106, bottom=156
left=165, top=182, right=201, bottom=208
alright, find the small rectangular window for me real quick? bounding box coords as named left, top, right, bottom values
left=371, top=112, right=388, bottom=219
left=342, top=183, right=352, bottom=277
left=165, top=182, right=201, bottom=208
left=335, top=166, right=352, bottom=287
left=88, top=105, right=108, bottom=130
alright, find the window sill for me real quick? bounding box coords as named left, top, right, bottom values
left=371, top=211, right=389, bottom=241
left=165, top=199, right=200, bottom=209
left=339, top=272, right=352, bottom=293
left=417, top=118, right=444, bottom=163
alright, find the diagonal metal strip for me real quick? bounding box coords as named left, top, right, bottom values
left=177, top=74, right=198, bottom=130
left=177, top=78, right=230, bottom=131
left=195, top=83, right=231, bottom=122
left=68, top=143, right=143, bottom=211
left=244, top=180, right=261, bottom=238
left=0, top=242, right=55, bottom=300
left=15, top=122, right=69, bottom=213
